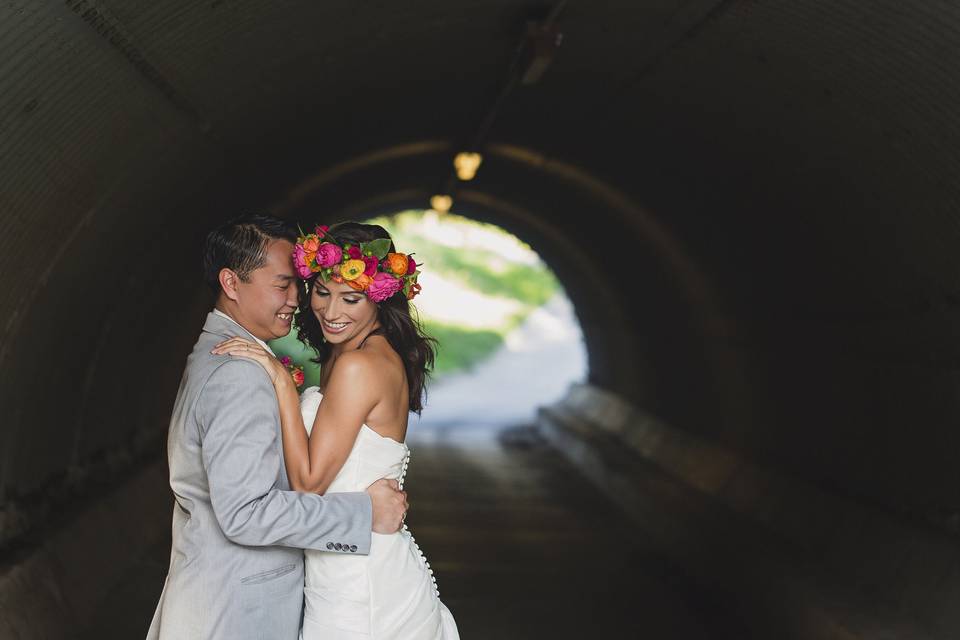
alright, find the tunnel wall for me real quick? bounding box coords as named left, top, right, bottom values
left=540, top=383, right=960, bottom=638
left=4, top=1, right=960, bottom=636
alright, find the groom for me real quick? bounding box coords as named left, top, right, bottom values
left=147, top=214, right=407, bottom=639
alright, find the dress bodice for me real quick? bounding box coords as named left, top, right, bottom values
left=298, top=386, right=411, bottom=492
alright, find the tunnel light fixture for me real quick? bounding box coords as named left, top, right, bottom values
left=454, top=152, right=483, bottom=181
left=430, top=194, right=453, bottom=214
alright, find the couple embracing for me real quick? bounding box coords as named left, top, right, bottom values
left=147, top=215, right=459, bottom=639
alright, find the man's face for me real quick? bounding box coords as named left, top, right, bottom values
left=231, top=239, right=299, bottom=341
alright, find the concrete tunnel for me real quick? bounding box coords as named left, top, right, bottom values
left=3, top=1, right=960, bottom=638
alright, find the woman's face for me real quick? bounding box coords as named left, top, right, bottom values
left=311, top=278, right=379, bottom=344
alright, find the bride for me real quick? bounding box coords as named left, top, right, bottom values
left=212, top=222, right=459, bottom=640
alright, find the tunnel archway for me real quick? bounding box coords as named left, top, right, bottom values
left=5, top=2, right=960, bottom=637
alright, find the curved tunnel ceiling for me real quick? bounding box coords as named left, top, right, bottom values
left=3, top=0, right=960, bottom=544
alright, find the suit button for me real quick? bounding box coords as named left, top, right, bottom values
left=326, top=542, right=334, bottom=550
left=349, top=545, right=357, bottom=552
left=334, top=543, right=342, bottom=550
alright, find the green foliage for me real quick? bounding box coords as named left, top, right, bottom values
left=422, top=321, right=506, bottom=376
left=361, top=238, right=392, bottom=259
left=372, top=211, right=560, bottom=308
left=415, top=243, right=559, bottom=307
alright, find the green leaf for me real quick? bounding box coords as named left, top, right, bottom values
left=361, top=238, right=392, bottom=259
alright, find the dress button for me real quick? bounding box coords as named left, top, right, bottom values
left=349, top=544, right=357, bottom=552
left=326, top=542, right=334, bottom=550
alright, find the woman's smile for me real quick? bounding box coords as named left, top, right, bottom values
left=322, top=319, right=350, bottom=333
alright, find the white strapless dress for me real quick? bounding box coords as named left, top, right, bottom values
left=298, top=387, right=460, bottom=640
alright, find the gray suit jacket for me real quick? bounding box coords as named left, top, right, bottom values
left=147, top=312, right=372, bottom=640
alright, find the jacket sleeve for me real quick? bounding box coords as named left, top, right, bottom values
left=197, top=358, right=372, bottom=553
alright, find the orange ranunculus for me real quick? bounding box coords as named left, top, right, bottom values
left=304, top=252, right=317, bottom=269
left=346, top=273, right=372, bottom=291
left=384, top=252, right=409, bottom=276
left=302, top=235, right=321, bottom=253
left=340, top=259, right=366, bottom=281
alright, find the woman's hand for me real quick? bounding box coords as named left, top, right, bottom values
left=211, top=338, right=287, bottom=387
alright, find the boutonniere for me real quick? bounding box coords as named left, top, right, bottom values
left=279, top=356, right=305, bottom=388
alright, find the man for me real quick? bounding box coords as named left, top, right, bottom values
left=147, top=214, right=407, bottom=639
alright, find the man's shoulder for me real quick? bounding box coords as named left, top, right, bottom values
left=185, top=333, right=271, bottom=393
left=203, top=354, right=271, bottom=388
left=192, top=356, right=276, bottom=427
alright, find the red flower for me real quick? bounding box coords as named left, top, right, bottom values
left=347, top=246, right=362, bottom=260
left=406, top=255, right=417, bottom=275
left=314, top=225, right=329, bottom=238
left=292, top=368, right=305, bottom=387
left=362, top=255, right=378, bottom=277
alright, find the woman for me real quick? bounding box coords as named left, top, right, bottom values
left=212, top=222, right=459, bottom=640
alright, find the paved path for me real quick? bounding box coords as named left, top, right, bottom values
left=401, top=423, right=731, bottom=639
left=411, top=293, right=588, bottom=430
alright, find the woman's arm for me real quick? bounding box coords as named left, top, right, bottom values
left=211, top=338, right=378, bottom=495
left=290, top=352, right=379, bottom=493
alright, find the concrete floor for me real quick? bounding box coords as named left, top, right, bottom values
left=81, top=420, right=745, bottom=639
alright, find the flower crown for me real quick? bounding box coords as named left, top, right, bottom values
left=293, top=225, right=422, bottom=303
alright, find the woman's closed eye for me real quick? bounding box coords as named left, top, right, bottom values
left=314, top=289, right=361, bottom=304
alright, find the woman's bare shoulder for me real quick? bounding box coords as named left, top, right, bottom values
left=330, top=348, right=389, bottom=381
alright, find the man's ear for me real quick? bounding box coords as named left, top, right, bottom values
left=219, top=268, right=241, bottom=302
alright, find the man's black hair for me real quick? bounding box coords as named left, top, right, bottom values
left=202, top=213, right=297, bottom=292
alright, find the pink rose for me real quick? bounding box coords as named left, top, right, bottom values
left=363, top=255, right=378, bottom=277
left=347, top=245, right=362, bottom=260
left=406, top=255, right=417, bottom=275
left=366, top=272, right=403, bottom=303
left=316, top=243, right=342, bottom=268
left=293, top=245, right=313, bottom=278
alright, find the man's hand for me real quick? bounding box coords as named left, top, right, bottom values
left=366, top=478, right=408, bottom=534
